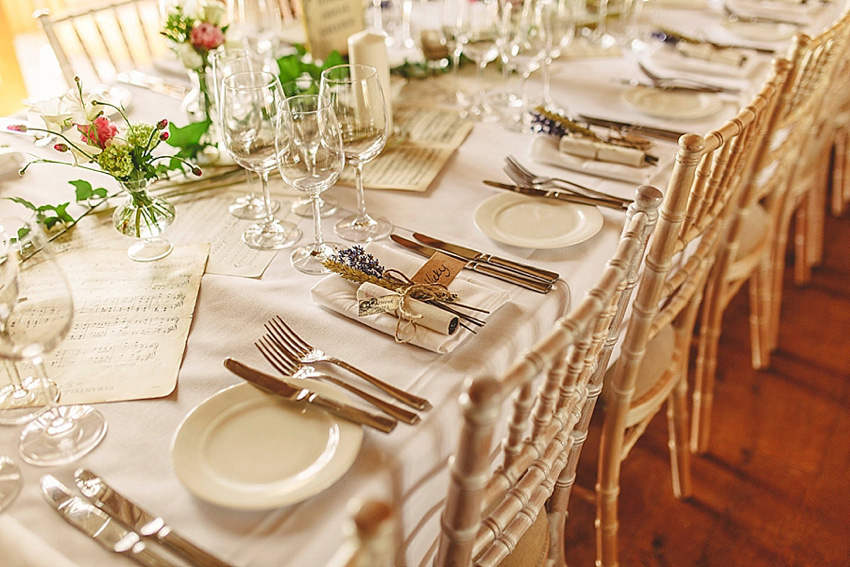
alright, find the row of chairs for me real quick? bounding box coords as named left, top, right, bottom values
left=437, top=5, right=850, bottom=567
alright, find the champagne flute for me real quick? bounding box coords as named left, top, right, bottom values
left=211, top=48, right=281, bottom=220
left=220, top=71, right=302, bottom=250
left=277, top=94, right=346, bottom=274
left=462, top=0, right=501, bottom=121
left=320, top=64, right=392, bottom=243
left=0, top=216, right=107, bottom=466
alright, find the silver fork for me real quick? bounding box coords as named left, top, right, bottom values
left=265, top=317, right=432, bottom=411
left=504, top=156, right=633, bottom=205
left=256, top=337, right=421, bottom=425
left=637, top=62, right=740, bottom=95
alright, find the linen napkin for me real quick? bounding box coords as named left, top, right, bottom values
left=529, top=136, right=670, bottom=185
left=0, top=515, right=81, bottom=567
left=311, top=244, right=510, bottom=354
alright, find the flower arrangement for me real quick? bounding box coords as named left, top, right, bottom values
left=161, top=0, right=227, bottom=125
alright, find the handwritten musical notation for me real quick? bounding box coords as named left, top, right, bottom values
left=15, top=244, right=210, bottom=405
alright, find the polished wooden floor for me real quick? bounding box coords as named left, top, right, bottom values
left=564, top=211, right=850, bottom=567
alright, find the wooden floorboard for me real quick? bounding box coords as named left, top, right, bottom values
left=564, top=211, right=850, bottom=567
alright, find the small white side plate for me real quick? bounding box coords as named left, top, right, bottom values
left=171, top=381, right=363, bottom=510
left=474, top=192, right=604, bottom=249
left=621, top=86, right=723, bottom=120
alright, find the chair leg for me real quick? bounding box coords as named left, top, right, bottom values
left=831, top=131, right=847, bottom=216
left=596, top=403, right=628, bottom=567
left=667, top=375, right=692, bottom=499
left=807, top=158, right=827, bottom=268
left=691, top=280, right=723, bottom=455
left=748, top=265, right=771, bottom=370
left=793, top=195, right=811, bottom=285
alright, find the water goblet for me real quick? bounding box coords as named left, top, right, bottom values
left=278, top=95, right=346, bottom=274
left=227, top=0, right=284, bottom=59
left=220, top=71, right=303, bottom=250
left=461, top=0, right=501, bottom=121
left=211, top=48, right=281, bottom=220
left=319, top=64, right=392, bottom=243
left=0, top=216, right=108, bottom=466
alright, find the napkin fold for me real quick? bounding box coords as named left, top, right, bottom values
left=558, top=136, right=646, bottom=167
left=530, top=136, right=669, bottom=185
left=0, top=515, right=81, bottom=567
left=311, top=244, right=510, bottom=354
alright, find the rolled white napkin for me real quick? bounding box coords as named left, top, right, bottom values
left=357, top=281, right=459, bottom=335
left=0, top=515, right=81, bottom=567
left=311, top=244, right=509, bottom=354
left=530, top=136, right=671, bottom=185
left=0, top=147, right=24, bottom=178
left=558, top=136, right=646, bottom=167
left=347, top=31, right=393, bottom=133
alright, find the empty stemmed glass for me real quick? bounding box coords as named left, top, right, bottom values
left=227, top=0, right=283, bottom=59
left=0, top=359, right=57, bottom=426
left=499, top=0, right=549, bottom=131
left=462, top=0, right=501, bottom=121
left=0, top=216, right=107, bottom=466
left=277, top=94, right=346, bottom=274
left=0, top=455, right=22, bottom=511
left=319, top=64, right=392, bottom=243
left=211, top=48, right=281, bottom=220
left=220, top=71, right=302, bottom=250
left=539, top=0, right=575, bottom=111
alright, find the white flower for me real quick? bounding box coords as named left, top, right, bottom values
left=174, top=42, right=204, bottom=69
left=27, top=86, right=102, bottom=134
left=200, top=0, right=225, bottom=25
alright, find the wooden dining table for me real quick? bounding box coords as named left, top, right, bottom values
left=0, top=1, right=840, bottom=564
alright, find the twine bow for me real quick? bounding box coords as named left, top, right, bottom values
left=383, top=270, right=454, bottom=343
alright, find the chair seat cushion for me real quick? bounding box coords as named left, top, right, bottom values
left=603, top=322, right=676, bottom=403
left=496, top=508, right=550, bottom=567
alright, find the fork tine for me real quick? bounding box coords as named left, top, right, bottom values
left=261, top=334, right=304, bottom=370
left=270, top=316, right=312, bottom=353
left=265, top=319, right=310, bottom=358
left=258, top=336, right=301, bottom=372
left=256, top=339, right=293, bottom=376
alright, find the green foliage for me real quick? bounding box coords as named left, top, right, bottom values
left=164, top=119, right=212, bottom=172
left=276, top=47, right=346, bottom=93
left=5, top=196, right=75, bottom=230
left=68, top=179, right=108, bottom=201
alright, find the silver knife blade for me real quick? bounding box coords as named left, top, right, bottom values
left=41, top=475, right=173, bottom=567
left=74, top=469, right=233, bottom=567
left=411, top=232, right=560, bottom=284
left=223, top=358, right=398, bottom=433
left=614, top=78, right=730, bottom=94
left=390, top=234, right=553, bottom=293
left=577, top=114, right=686, bottom=142
left=484, top=181, right=630, bottom=211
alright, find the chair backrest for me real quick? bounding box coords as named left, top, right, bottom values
left=595, top=58, right=791, bottom=567
left=436, top=184, right=663, bottom=567
left=36, top=0, right=166, bottom=88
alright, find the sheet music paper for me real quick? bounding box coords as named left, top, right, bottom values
left=339, top=108, right=474, bottom=192
left=15, top=244, right=210, bottom=405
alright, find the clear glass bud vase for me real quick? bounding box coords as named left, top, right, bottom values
left=182, top=67, right=215, bottom=125
left=113, top=178, right=176, bottom=261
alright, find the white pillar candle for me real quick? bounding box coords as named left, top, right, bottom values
left=347, top=31, right=393, bottom=133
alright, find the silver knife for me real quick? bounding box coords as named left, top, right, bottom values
left=223, top=358, right=398, bottom=433
left=577, top=114, right=686, bottom=142
left=74, top=469, right=233, bottom=567
left=484, top=181, right=630, bottom=211
left=411, top=232, right=560, bottom=285
left=41, top=475, right=173, bottom=567
left=614, top=78, right=731, bottom=94
left=390, top=234, right=553, bottom=293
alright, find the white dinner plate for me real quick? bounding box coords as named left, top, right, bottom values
left=721, top=20, right=797, bottom=42
left=171, top=381, right=363, bottom=510
left=474, top=192, right=604, bottom=249
left=621, top=86, right=723, bottom=120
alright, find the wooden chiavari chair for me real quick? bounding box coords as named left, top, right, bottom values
left=690, top=13, right=850, bottom=454
left=36, top=0, right=166, bottom=89
left=594, top=60, right=790, bottom=567
left=435, top=185, right=664, bottom=567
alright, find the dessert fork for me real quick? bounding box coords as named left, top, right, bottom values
left=256, top=337, right=421, bottom=424
left=504, top=156, right=633, bottom=205
left=265, top=317, right=432, bottom=411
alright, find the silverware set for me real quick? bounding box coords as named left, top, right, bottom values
left=636, top=62, right=742, bottom=95
left=42, top=471, right=232, bottom=567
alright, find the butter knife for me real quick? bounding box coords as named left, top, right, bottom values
left=74, top=469, right=233, bottom=567
left=41, top=475, right=173, bottom=567
left=224, top=358, right=398, bottom=433
left=578, top=114, right=686, bottom=142
left=390, top=234, right=553, bottom=293
left=484, top=181, right=630, bottom=211
left=411, top=232, right=560, bottom=284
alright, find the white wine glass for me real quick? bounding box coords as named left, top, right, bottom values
left=462, top=0, right=501, bottom=121
left=0, top=359, right=57, bottom=426
left=220, top=71, right=303, bottom=250
left=0, top=216, right=107, bottom=466
left=499, top=0, right=549, bottom=131
left=539, top=0, right=575, bottom=111
left=227, top=0, right=283, bottom=59
left=211, top=48, right=281, bottom=221
left=319, top=64, right=392, bottom=243
left=278, top=94, right=346, bottom=274
left=0, top=455, right=22, bottom=512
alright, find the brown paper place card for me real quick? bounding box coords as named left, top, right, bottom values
left=297, top=0, right=364, bottom=60
left=410, top=251, right=467, bottom=287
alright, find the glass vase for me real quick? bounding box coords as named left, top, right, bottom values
left=113, top=178, right=176, bottom=262
left=182, top=67, right=215, bottom=126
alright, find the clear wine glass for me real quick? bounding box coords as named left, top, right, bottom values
left=227, top=0, right=283, bottom=59
left=440, top=0, right=470, bottom=106
left=539, top=0, right=575, bottom=111
left=0, top=216, right=107, bottom=466
left=0, top=455, right=22, bottom=511
left=461, top=0, right=501, bottom=121
left=498, top=0, right=549, bottom=131
left=220, top=71, right=303, bottom=250
left=211, top=48, right=281, bottom=221
left=319, top=64, right=392, bottom=243
left=277, top=94, right=346, bottom=274
left=0, top=359, right=57, bottom=426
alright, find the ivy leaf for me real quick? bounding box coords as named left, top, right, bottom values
left=165, top=120, right=210, bottom=148
left=323, top=51, right=345, bottom=70
left=5, top=196, right=37, bottom=211
left=68, top=180, right=109, bottom=202
left=277, top=54, right=303, bottom=85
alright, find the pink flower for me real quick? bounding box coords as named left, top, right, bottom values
left=190, top=23, right=224, bottom=51
left=77, top=116, right=118, bottom=149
